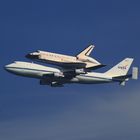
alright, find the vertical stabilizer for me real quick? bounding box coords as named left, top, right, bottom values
left=77, top=45, right=95, bottom=58
left=105, top=58, right=134, bottom=77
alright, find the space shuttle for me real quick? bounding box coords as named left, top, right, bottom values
left=26, top=45, right=105, bottom=70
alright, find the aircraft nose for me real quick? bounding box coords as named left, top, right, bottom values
left=4, top=63, right=17, bottom=74
left=25, top=53, right=39, bottom=59
left=4, top=64, right=11, bottom=71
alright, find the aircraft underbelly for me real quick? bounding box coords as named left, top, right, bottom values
left=75, top=75, right=111, bottom=84
left=19, top=69, right=44, bottom=78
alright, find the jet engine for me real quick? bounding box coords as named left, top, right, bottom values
left=75, top=68, right=86, bottom=74
left=54, top=72, right=64, bottom=77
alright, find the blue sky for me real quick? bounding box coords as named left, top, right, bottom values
left=0, top=0, right=140, bottom=140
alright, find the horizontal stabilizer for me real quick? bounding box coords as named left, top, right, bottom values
left=86, top=64, right=106, bottom=71
left=132, top=67, right=138, bottom=80
left=112, top=74, right=132, bottom=81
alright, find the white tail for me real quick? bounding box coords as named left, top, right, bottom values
left=77, top=45, right=95, bottom=59
left=105, top=58, right=134, bottom=77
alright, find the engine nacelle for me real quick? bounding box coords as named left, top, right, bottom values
left=54, top=72, right=64, bottom=77
left=75, top=68, right=86, bottom=74
left=51, top=82, right=64, bottom=87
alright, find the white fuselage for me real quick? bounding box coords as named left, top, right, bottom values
left=5, top=61, right=113, bottom=85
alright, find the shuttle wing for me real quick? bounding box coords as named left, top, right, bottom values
left=50, top=62, right=105, bottom=70
left=55, top=62, right=86, bottom=68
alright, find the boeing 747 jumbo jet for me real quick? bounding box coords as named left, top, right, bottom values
left=26, top=45, right=105, bottom=70
left=5, top=58, right=138, bottom=87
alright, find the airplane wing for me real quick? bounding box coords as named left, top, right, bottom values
left=53, top=62, right=106, bottom=70
left=40, top=78, right=64, bottom=87
left=56, top=62, right=86, bottom=69
left=86, top=64, right=106, bottom=71
left=112, top=74, right=132, bottom=81
left=40, top=64, right=106, bottom=87
left=40, top=68, right=86, bottom=86
left=40, top=72, right=65, bottom=87
left=40, top=61, right=105, bottom=70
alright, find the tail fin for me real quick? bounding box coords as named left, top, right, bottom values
left=105, top=58, right=134, bottom=77
left=77, top=45, right=95, bottom=58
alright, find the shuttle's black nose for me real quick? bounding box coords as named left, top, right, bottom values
left=25, top=53, right=39, bottom=59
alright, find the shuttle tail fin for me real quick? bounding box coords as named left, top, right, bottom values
left=105, top=58, right=134, bottom=77
left=77, top=45, right=95, bottom=58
